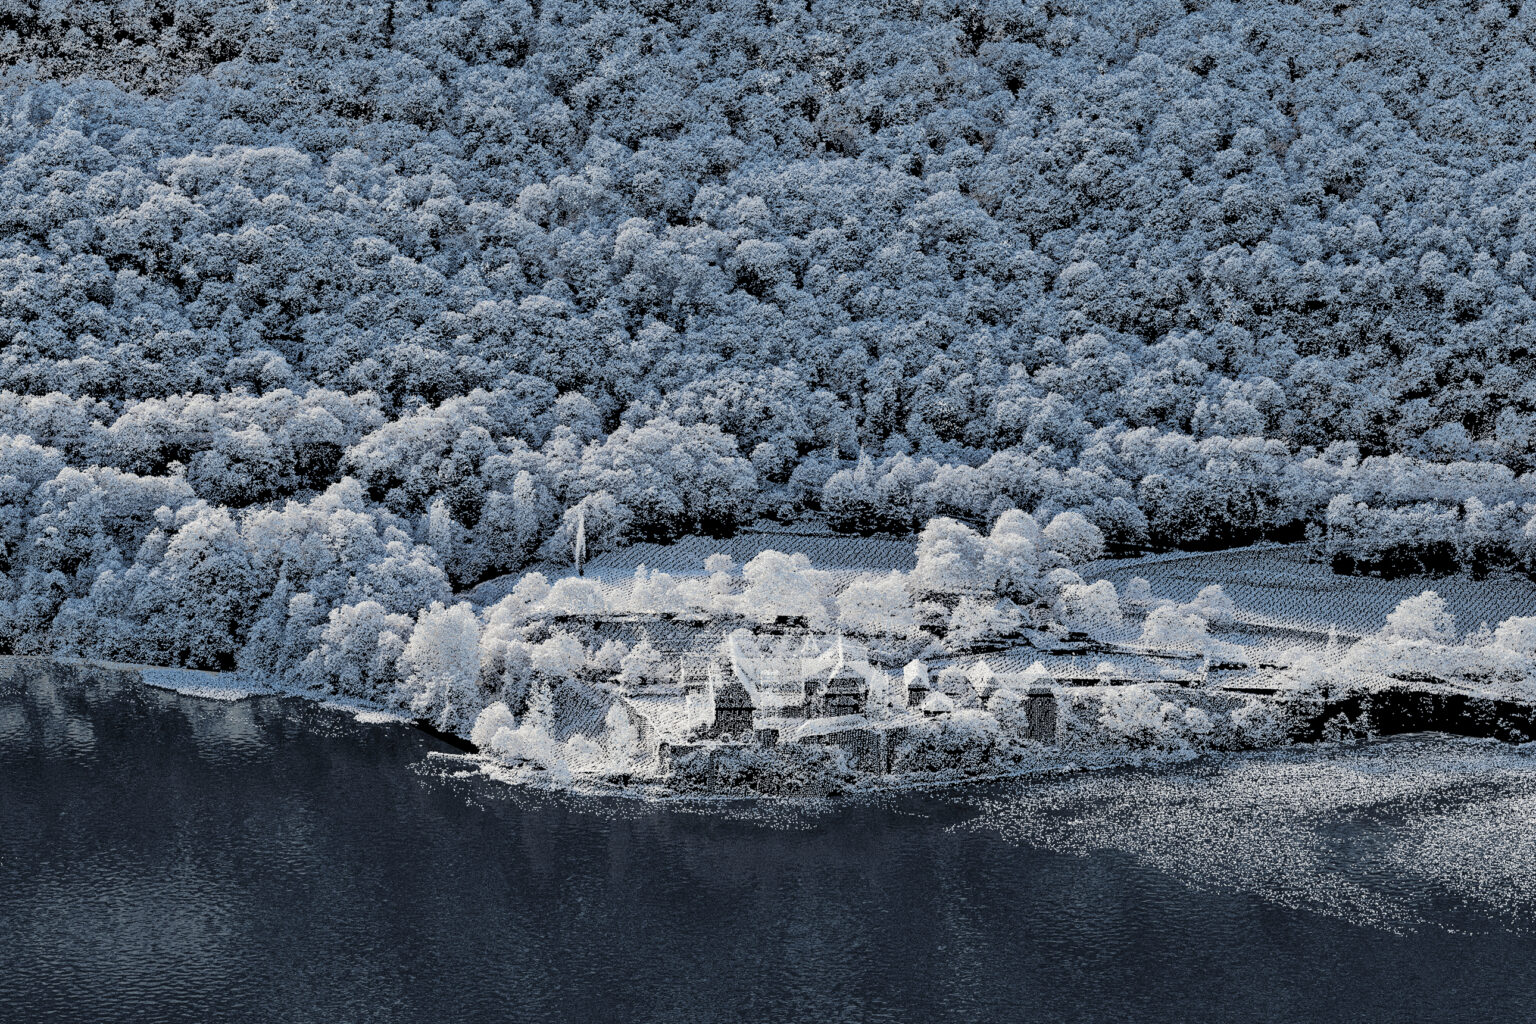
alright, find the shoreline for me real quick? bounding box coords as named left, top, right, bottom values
left=8, top=653, right=1536, bottom=799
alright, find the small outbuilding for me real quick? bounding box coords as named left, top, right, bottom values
left=903, top=660, right=931, bottom=707
left=919, top=691, right=956, bottom=717
left=1023, top=683, right=1058, bottom=744
left=821, top=658, right=869, bottom=717
left=708, top=676, right=756, bottom=741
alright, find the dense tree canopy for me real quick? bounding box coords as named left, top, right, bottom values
left=4, top=0, right=1536, bottom=685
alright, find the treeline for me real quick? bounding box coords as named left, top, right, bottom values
left=1319, top=452, right=1536, bottom=578
left=8, top=383, right=1535, bottom=591
left=3, top=0, right=1536, bottom=482
left=1327, top=496, right=1536, bottom=579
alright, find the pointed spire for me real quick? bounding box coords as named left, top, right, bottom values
left=574, top=505, right=587, bottom=577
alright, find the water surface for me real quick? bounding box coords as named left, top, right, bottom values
left=4, top=671, right=1536, bottom=1023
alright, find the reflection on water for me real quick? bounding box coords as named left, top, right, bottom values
left=5, top=671, right=1536, bottom=1023
left=956, top=739, right=1536, bottom=936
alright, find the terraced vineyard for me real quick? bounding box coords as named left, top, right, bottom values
left=1091, top=545, right=1536, bottom=659
left=465, top=524, right=918, bottom=607
left=468, top=531, right=1536, bottom=681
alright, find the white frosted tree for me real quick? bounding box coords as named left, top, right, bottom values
left=984, top=510, right=1045, bottom=603
left=1382, top=591, right=1456, bottom=644
left=739, top=549, right=836, bottom=628
left=1043, top=511, right=1106, bottom=566
left=1493, top=616, right=1536, bottom=658
left=603, top=703, right=645, bottom=770
left=470, top=701, right=518, bottom=751
left=1121, top=576, right=1154, bottom=609
left=911, top=517, right=991, bottom=597
left=531, top=631, right=587, bottom=679
left=628, top=565, right=683, bottom=614
left=618, top=638, right=666, bottom=687
left=541, top=576, right=607, bottom=616
left=1055, top=580, right=1123, bottom=638
left=497, top=572, right=552, bottom=621
left=1182, top=584, right=1236, bottom=625
left=1139, top=605, right=1209, bottom=652
left=837, top=571, right=918, bottom=636
left=478, top=630, right=536, bottom=714
left=946, top=598, right=1023, bottom=651
left=398, top=601, right=483, bottom=732
left=303, top=599, right=412, bottom=699
left=590, top=639, right=631, bottom=676
left=478, top=471, right=554, bottom=575
left=542, top=492, right=630, bottom=568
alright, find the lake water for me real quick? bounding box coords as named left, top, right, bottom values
left=6, top=671, right=1536, bottom=1023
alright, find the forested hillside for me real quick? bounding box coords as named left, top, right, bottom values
left=3, top=0, right=1536, bottom=683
